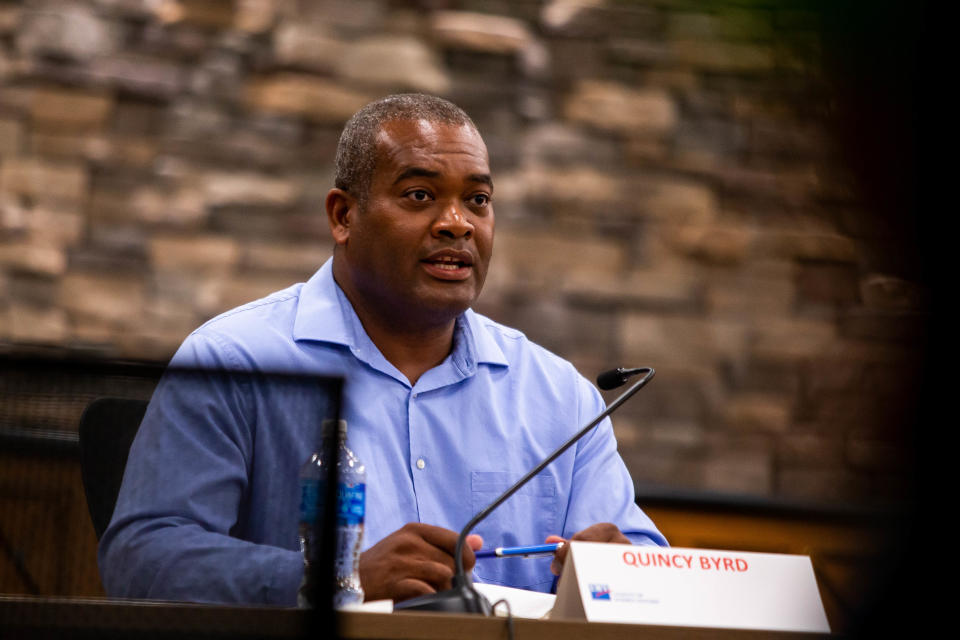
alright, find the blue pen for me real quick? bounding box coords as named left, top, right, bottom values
left=475, top=542, right=563, bottom=559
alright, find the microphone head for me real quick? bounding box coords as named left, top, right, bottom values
left=596, top=368, right=628, bottom=390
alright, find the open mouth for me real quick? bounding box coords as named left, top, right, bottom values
left=421, top=252, right=474, bottom=280
left=424, top=255, right=472, bottom=270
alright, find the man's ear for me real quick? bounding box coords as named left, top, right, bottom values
left=326, top=188, right=356, bottom=246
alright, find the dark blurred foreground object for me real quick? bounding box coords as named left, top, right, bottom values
left=1, top=357, right=342, bottom=637
left=78, top=398, right=148, bottom=540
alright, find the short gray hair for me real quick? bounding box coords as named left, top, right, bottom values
left=334, top=94, right=477, bottom=206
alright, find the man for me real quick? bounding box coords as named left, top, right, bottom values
left=99, top=94, right=666, bottom=605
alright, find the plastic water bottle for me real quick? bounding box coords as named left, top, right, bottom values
left=297, top=419, right=366, bottom=608
left=297, top=450, right=323, bottom=608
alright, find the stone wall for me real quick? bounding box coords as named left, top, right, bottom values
left=0, top=0, right=927, bottom=506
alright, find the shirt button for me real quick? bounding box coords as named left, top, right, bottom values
left=416, top=458, right=426, bottom=470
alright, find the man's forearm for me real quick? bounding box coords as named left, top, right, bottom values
left=99, top=520, right=303, bottom=605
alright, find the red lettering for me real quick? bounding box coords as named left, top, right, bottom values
left=722, top=557, right=734, bottom=571
left=711, top=557, right=722, bottom=570
left=736, top=558, right=748, bottom=572
left=626, top=551, right=707, bottom=570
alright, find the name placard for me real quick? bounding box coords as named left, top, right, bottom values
left=552, top=542, right=830, bottom=633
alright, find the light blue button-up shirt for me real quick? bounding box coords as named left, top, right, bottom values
left=99, top=259, right=666, bottom=605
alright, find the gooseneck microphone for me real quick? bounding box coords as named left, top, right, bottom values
left=596, top=367, right=649, bottom=391
left=395, top=366, right=655, bottom=614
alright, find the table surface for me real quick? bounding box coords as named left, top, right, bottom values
left=0, top=595, right=836, bottom=639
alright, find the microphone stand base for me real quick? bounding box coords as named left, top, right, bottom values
left=393, top=585, right=492, bottom=615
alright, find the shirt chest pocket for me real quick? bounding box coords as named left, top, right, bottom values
left=470, top=471, right=559, bottom=589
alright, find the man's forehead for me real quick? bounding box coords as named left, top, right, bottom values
left=374, top=118, right=487, bottom=163
left=376, top=117, right=477, bottom=140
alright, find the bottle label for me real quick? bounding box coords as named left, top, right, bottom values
left=299, top=479, right=322, bottom=524
left=337, top=483, right=365, bottom=526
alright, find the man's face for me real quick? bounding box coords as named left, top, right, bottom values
left=334, top=119, right=494, bottom=328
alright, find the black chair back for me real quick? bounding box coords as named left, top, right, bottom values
left=78, top=398, right=148, bottom=540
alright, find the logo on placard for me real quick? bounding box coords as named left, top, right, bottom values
left=589, top=584, right=611, bottom=600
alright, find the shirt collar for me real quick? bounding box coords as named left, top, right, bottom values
left=292, top=258, right=508, bottom=369
left=292, top=259, right=354, bottom=348
left=461, top=308, right=509, bottom=367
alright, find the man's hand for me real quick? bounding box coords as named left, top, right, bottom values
left=358, top=523, right=483, bottom=602
left=545, top=522, right=631, bottom=576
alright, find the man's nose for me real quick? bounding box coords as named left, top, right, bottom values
left=432, top=202, right=473, bottom=239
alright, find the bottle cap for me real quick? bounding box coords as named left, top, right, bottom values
left=321, top=418, right=348, bottom=437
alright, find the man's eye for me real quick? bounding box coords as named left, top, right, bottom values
left=469, top=194, right=490, bottom=207
left=407, top=190, right=431, bottom=201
